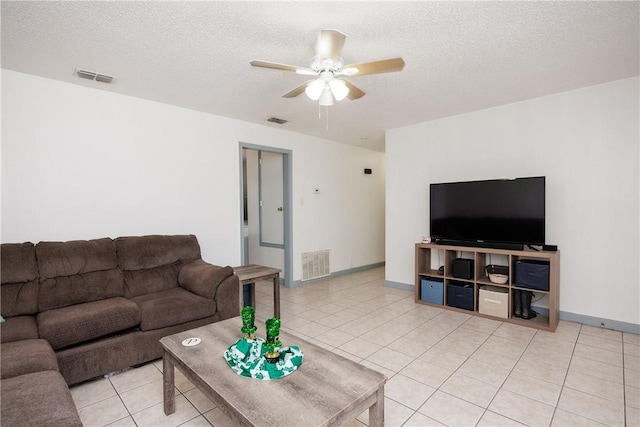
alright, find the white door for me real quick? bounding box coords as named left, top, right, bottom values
left=260, top=151, right=284, bottom=247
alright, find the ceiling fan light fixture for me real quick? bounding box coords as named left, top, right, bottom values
left=329, top=79, right=349, bottom=101
left=250, top=29, right=404, bottom=110
left=305, top=79, right=324, bottom=100
left=319, top=88, right=334, bottom=106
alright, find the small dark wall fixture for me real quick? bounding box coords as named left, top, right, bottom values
left=364, top=168, right=372, bottom=175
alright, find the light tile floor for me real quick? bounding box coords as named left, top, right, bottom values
left=71, top=267, right=640, bottom=426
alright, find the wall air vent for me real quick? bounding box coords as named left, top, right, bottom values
left=267, top=117, right=288, bottom=125
left=301, top=249, right=330, bottom=281
left=75, top=68, right=117, bottom=84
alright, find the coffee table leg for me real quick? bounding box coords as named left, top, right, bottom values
left=273, top=274, right=280, bottom=318
left=163, top=352, right=175, bottom=415
left=369, top=387, right=384, bottom=427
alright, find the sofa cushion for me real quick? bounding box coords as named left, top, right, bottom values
left=1, top=339, right=58, bottom=379
left=38, top=268, right=124, bottom=311
left=38, top=297, right=141, bottom=350
left=179, top=260, right=234, bottom=299
left=122, top=261, right=182, bottom=298
left=35, top=238, right=125, bottom=311
left=116, top=234, right=201, bottom=271
left=116, top=235, right=203, bottom=298
left=36, top=237, right=117, bottom=278
left=1, top=243, right=39, bottom=317
left=132, top=287, right=216, bottom=331
left=1, top=280, right=39, bottom=318
left=1, top=370, right=82, bottom=427
left=0, top=315, right=39, bottom=343
left=1, top=242, right=38, bottom=284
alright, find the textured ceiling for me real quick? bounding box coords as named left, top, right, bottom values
left=2, top=1, right=638, bottom=152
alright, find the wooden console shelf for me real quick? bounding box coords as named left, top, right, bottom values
left=415, top=243, right=559, bottom=332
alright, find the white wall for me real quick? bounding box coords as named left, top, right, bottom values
left=386, top=77, right=639, bottom=326
left=1, top=70, right=385, bottom=281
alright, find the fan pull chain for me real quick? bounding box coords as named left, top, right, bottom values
left=326, top=106, right=329, bottom=131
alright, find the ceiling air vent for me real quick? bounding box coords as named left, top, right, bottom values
left=75, top=68, right=117, bottom=84
left=95, top=74, right=114, bottom=84
left=267, top=117, right=287, bottom=125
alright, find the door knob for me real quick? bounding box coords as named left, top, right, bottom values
left=277, top=207, right=283, bottom=212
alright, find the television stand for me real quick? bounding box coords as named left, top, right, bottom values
left=415, top=242, right=559, bottom=332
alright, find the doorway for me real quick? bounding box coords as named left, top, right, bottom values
left=239, top=143, right=292, bottom=286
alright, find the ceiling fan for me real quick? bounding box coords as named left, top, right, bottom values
left=250, top=29, right=405, bottom=107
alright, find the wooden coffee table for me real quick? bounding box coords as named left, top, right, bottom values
left=160, top=317, right=385, bottom=426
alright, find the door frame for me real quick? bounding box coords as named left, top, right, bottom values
left=239, top=142, right=292, bottom=286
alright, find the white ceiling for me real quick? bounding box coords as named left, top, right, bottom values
left=2, top=1, right=638, bottom=152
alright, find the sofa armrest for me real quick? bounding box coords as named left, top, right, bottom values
left=178, top=260, right=233, bottom=299
left=214, top=274, right=240, bottom=321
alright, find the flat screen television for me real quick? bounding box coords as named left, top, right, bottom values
left=430, top=176, right=545, bottom=249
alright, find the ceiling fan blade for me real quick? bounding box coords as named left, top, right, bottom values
left=316, top=29, right=346, bottom=64
left=342, top=79, right=365, bottom=100
left=340, top=58, right=405, bottom=76
left=282, top=80, right=315, bottom=98
left=250, top=60, right=316, bottom=76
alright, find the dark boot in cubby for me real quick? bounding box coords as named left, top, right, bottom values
left=520, top=290, right=537, bottom=320
left=513, top=289, right=522, bottom=318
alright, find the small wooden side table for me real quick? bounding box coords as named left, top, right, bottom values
left=233, top=264, right=281, bottom=318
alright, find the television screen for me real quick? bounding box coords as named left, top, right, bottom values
left=430, top=177, right=545, bottom=247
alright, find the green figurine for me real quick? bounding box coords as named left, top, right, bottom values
left=264, top=317, right=282, bottom=363
left=240, top=306, right=257, bottom=340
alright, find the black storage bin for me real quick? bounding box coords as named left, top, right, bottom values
left=447, top=281, right=474, bottom=311
left=515, top=259, right=550, bottom=291
left=452, top=258, right=474, bottom=280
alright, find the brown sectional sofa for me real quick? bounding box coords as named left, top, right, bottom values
left=0, top=234, right=240, bottom=426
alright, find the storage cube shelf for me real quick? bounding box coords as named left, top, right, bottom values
left=415, top=243, right=559, bottom=332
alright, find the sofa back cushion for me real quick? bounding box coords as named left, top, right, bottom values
left=115, top=235, right=201, bottom=298
left=1, top=243, right=39, bottom=317
left=36, top=238, right=124, bottom=311
left=37, top=238, right=117, bottom=278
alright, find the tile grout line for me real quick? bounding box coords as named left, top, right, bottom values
left=108, top=374, right=138, bottom=427
left=390, top=313, right=499, bottom=425
left=462, top=320, right=535, bottom=426
left=334, top=294, right=446, bottom=425
left=561, top=326, right=629, bottom=426
left=430, top=315, right=494, bottom=426
left=367, top=302, right=448, bottom=425
left=547, top=323, right=581, bottom=427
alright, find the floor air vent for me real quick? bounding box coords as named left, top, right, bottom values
left=301, top=250, right=330, bottom=281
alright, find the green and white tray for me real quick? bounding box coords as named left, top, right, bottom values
left=223, top=338, right=303, bottom=380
